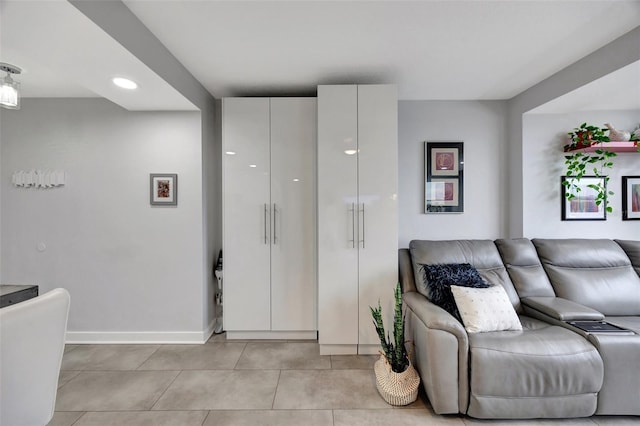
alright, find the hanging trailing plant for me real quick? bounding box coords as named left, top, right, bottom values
left=370, top=283, right=409, bottom=373
left=563, top=123, right=615, bottom=213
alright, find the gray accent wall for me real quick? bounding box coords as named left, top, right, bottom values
left=70, top=0, right=222, bottom=338
left=1, top=98, right=207, bottom=341
left=398, top=100, right=508, bottom=247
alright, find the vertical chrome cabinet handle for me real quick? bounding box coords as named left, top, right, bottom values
left=360, top=203, right=365, bottom=249
left=273, top=203, right=277, bottom=244
left=352, top=203, right=356, bottom=248
left=264, top=203, right=268, bottom=244
left=348, top=203, right=355, bottom=248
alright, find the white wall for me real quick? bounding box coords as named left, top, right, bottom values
left=507, top=26, right=640, bottom=237
left=398, top=101, right=508, bottom=247
left=523, top=110, right=640, bottom=238
left=1, top=98, right=207, bottom=342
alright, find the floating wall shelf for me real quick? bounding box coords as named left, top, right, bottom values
left=563, top=141, right=639, bottom=153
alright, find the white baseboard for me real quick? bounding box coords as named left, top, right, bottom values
left=318, top=344, right=382, bottom=355
left=319, top=344, right=358, bottom=355
left=226, top=330, right=317, bottom=340
left=66, top=319, right=216, bottom=344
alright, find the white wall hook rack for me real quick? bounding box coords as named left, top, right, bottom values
left=11, top=170, right=66, bottom=188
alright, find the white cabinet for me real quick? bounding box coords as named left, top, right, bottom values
left=223, top=97, right=317, bottom=339
left=270, top=99, right=317, bottom=332
left=223, top=98, right=271, bottom=332
left=317, top=85, right=398, bottom=355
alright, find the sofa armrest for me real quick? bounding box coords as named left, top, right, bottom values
left=399, top=248, right=417, bottom=294
left=403, top=292, right=467, bottom=336
left=521, top=296, right=604, bottom=321
left=403, top=291, right=469, bottom=414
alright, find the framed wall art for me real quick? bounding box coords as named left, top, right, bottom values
left=150, top=173, right=178, bottom=206
left=561, top=176, right=606, bottom=221
left=425, top=141, right=463, bottom=213
left=622, top=176, right=640, bottom=221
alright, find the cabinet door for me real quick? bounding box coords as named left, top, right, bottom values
left=356, top=85, right=398, bottom=347
left=223, top=98, right=271, bottom=331
left=270, top=98, right=317, bottom=331
left=317, top=85, right=359, bottom=346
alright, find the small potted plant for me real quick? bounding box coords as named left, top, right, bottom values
left=564, top=122, right=610, bottom=151
left=370, top=283, right=420, bottom=406
left=563, top=123, right=615, bottom=213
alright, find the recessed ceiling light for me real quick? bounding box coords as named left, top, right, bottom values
left=112, top=77, right=138, bottom=90
left=344, top=149, right=357, bottom=155
left=225, top=151, right=237, bottom=155
left=293, top=178, right=300, bottom=182
left=249, top=164, right=257, bottom=168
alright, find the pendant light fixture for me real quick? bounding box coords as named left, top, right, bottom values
left=0, top=63, right=22, bottom=110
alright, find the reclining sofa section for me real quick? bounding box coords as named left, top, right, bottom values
left=523, top=239, right=640, bottom=416
left=400, top=238, right=640, bottom=419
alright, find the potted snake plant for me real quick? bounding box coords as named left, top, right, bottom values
left=370, top=283, right=420, bottom=405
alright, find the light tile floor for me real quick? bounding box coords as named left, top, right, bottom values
left=48, top=334, right=638, bottom=426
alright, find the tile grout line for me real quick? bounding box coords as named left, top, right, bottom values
left=68, top=411, right=87, bottom=426
left=134, top=345, right=163, bottom=370
left=200, top=410, right=212, bottom=426
left=271, top=369, right=282, bottom=410
left=56, top=370, right=82, bottom=391
left=232, top=342, right=249, bottom=370
left=146, top=370, right=183, bottom=412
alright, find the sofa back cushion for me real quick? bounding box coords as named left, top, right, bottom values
left=616, top=240, right=640, bottom=277
left=409, top=240, right=522, bottom=312
left=495, top=238, right=556, bottom=298
left=533, top=239, right=640, bottom=315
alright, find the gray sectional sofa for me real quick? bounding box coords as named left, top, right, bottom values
left=399, top=238, right=640, bottom=419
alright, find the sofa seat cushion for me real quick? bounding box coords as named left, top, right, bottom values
left=604, top=316, right=640, bottom=334
left=583, top=330, right=640, bottom=415
left=466, top=316, right=603, bottom=418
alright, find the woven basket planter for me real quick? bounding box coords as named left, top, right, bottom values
left=374, top=354, right=420, bottom=406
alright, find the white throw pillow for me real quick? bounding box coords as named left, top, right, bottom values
left=450, top=285, right=522, bottom=333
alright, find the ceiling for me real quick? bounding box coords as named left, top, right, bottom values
left=1, top=0, right=639, bottom=110
left=0, top=0, right=197, bottom=110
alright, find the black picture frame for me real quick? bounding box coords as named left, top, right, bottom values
left=150, top=173, right=178, bottom=206
left=622, top=175, right=640, bottom=221
left=561, top=175, right=606, bottom=221
left=425, top=141, right=464, bottom=213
